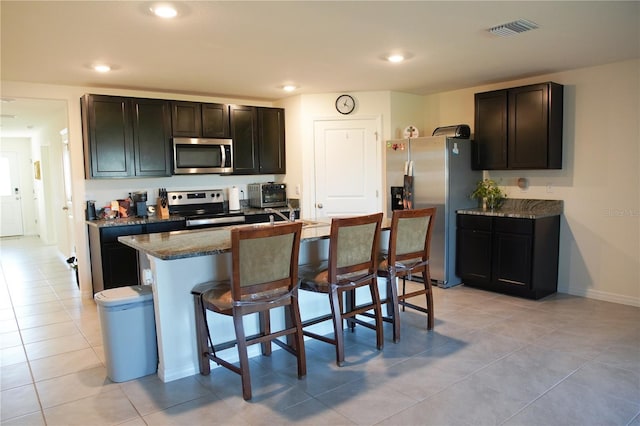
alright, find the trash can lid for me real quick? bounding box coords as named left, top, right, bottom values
left=94, top=285, right=153, bottom=307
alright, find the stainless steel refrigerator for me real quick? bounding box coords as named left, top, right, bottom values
left=385, top=136, right=481, bottom=287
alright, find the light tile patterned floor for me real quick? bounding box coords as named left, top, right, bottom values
left=1, top=236, right=639, bottom=425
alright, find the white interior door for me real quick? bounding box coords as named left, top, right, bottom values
left=313, top=118, right=381, bottom=219
left=0, top=151, right=25, bottom=237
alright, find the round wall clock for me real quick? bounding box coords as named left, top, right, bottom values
left=335, top=94, right=356, bottom=115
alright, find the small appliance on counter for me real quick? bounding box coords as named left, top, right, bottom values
left=131, top=191, right=148, bottom=218
left=248, top=182, right=287, bottom=208
left=86, top=200, right=97, bottom=220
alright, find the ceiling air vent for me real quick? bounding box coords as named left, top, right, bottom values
left=488, top=19, right=539, bottom=37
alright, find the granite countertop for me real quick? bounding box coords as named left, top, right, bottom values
left=86, top=215, right=186, bottom=227
left=457, top=199, right=563, bottom=219
left=118, top=218, right=392, bottom=260
left=86, top=206, right=300, bottom=228
left=117, top=220, right=332, bottom=260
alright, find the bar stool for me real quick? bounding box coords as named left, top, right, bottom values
left=377, top=207, right=436, bottom=342
left=191, top=221, right=305, bottom=400
left=298, top=213, right=384, bottom=366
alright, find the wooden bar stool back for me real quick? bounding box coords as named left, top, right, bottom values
left=378, top=207, right=436, bottom=342
left=299, top=212, right=384, bottom=366
left=192, top=221, right=305, bottom=400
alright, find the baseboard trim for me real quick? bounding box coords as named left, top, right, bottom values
left=565, top=287, right=640, bottom=307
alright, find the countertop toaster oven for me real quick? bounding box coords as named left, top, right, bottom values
left=247, top=183, right=287, bottom=208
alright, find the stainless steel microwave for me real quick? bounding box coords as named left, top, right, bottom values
left=172, top=137, right=233, bottom=174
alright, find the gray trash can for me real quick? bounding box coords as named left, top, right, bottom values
left=94, top=285, right=158, bottom=382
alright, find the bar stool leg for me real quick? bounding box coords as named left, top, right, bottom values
left=329, top=287, right=345, bottom=366
left=370, top=278, right=384, bottom=350
left=233, top=311, right=252, bottom=400
left=423, top=270, right=434, bottom=330
left=387, top=275, right=401, bottom=343
left=259, top=311, right=272, bottom=356
left=193, top=294, right=211, bottom=375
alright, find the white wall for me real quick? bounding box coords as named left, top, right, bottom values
left=275, top=95, right=303, bottom=203
left=423, top=59, right=640, bottom=306
left=292, top=91, right=391, bottom=218
left=389, top=92, right=426, bottom=139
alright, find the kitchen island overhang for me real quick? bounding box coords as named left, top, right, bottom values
left=118, top=220, right=390, bottom=383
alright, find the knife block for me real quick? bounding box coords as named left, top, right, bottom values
left=157, top=198, right=169, bottom=219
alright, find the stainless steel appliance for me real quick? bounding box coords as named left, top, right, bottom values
left=247, top=183, right=288, bottom=208
left=432, top=124, right=470, bottom=138
left=167, top=189, right=245, bottom=228
left=385, top=135, right=481, bottom=287
left=172, top=138, right=233, bottom=174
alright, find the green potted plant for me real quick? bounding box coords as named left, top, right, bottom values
left=470, top=179, right=507, bottom=210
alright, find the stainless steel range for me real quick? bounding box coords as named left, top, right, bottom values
left=167, top=189, right=246, bottom=228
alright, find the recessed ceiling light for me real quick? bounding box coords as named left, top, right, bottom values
left=151, top=3, right=178, bottom=18
left=387, top=54, right=405, bottom=63
left=93, top=64, right=111, bottom=73
left=282, top=85, right=297, bottom=92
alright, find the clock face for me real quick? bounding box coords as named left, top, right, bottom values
left=335, top=94, right=355, bottom=115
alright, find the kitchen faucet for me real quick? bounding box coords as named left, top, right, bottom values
left=265, top=204, right=295, bottom=224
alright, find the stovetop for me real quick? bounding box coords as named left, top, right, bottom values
left=166, top=189, right=245, bottom=227
left=167, top=189, right=224, bottom=209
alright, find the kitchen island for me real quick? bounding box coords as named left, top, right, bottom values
left=118, top=220, right=389, bottom=382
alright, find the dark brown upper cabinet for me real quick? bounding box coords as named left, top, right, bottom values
left=81, top=94, right=172, bottom=178
left=473, top=82, right=563, bottom=170
left=257, top=107, right=286, bottom=174
left=229, top=105, right=259, bottom=174
left=171, top=101, right=230, bottom=138
left=230, top=105, right=286, bottom=175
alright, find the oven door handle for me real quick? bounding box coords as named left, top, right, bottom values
left=186, top=215, right=246, bottom=227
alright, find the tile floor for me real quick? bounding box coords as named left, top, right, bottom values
left=1, top=236, right=639, bottom=425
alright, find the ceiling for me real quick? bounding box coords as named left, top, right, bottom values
left=1, top=1, right=638, bottom=135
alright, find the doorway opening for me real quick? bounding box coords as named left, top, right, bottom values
left=0, top=98, right=72, bottom=257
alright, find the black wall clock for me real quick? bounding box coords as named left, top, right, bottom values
left=335, top=94, right=356, bottom=115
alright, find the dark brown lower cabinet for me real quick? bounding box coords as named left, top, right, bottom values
left=88, top=221, right=185, bottom=294
left=456, top=213, right=560, bottom=299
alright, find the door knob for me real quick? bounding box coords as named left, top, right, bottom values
left=62, top=206, right=69, bottom=210
left=317, top=203, right=323, bottom=209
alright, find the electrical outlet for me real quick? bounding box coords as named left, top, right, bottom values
left=295, top=184, right=301, bottom=195
left=546, top=184, right=553, bottom=193
left=143, top=268, right=153, bottom=285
